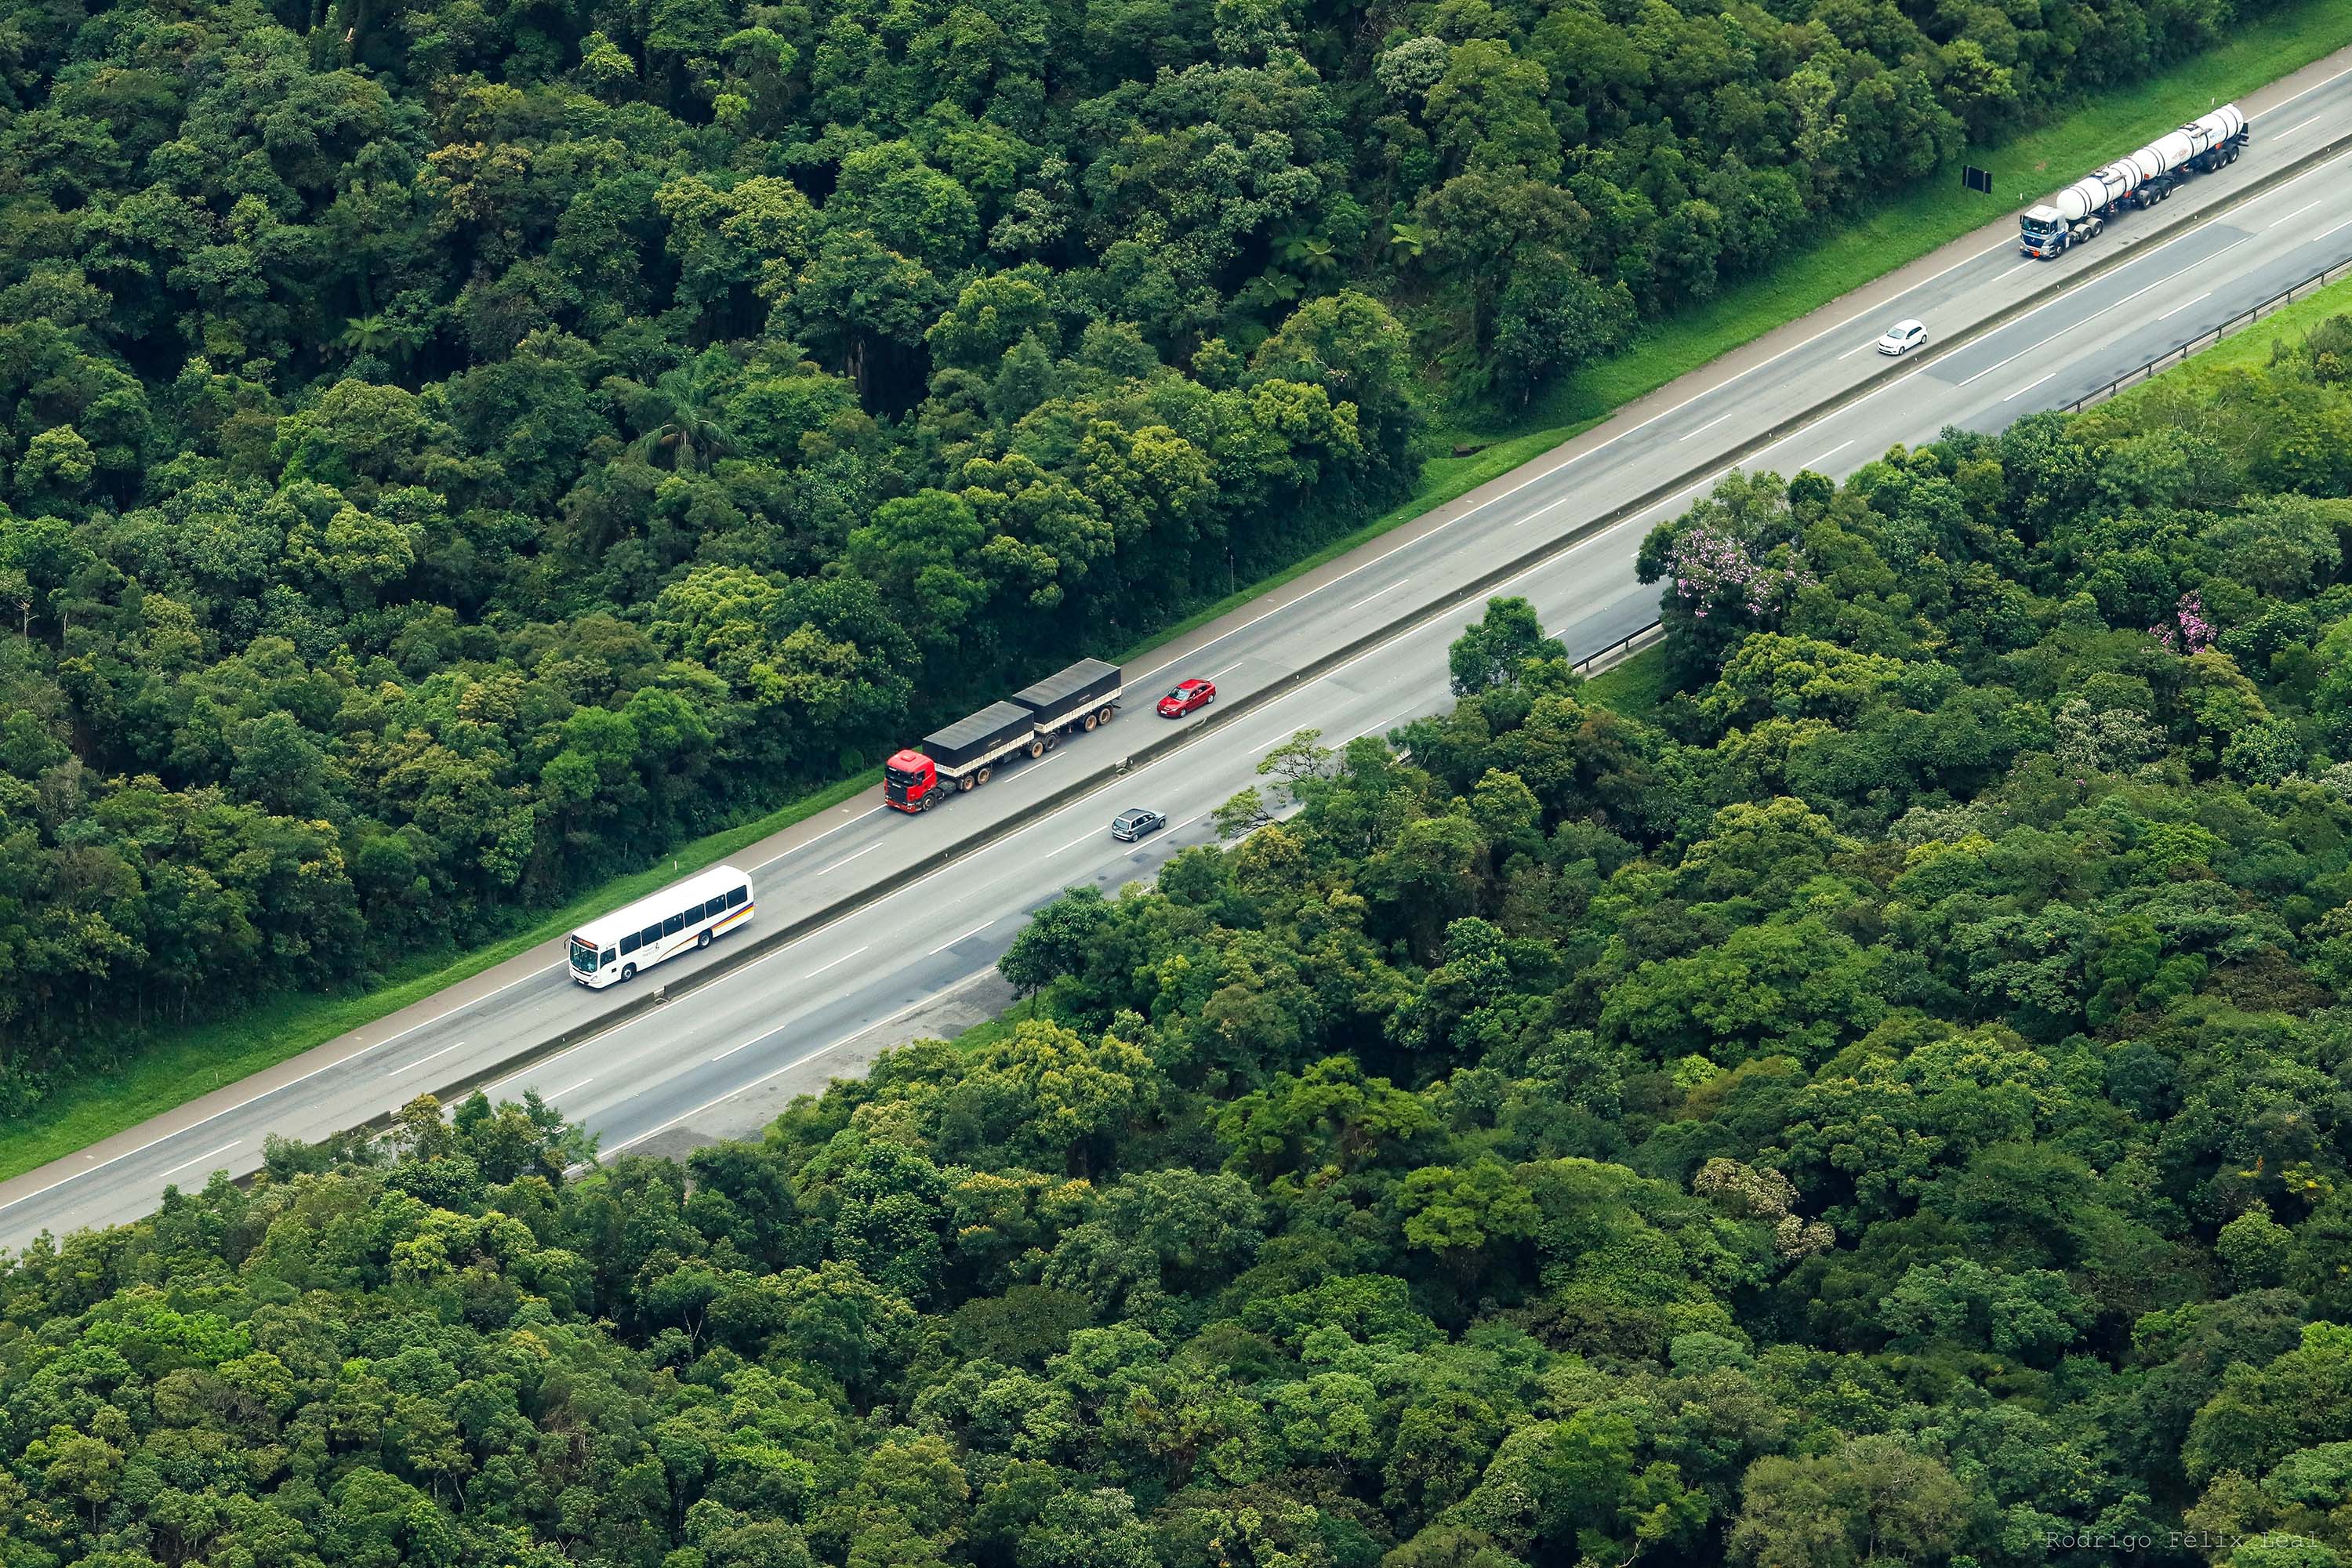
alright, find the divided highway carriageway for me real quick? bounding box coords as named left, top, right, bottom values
left=12, top=49, right=2352, bottom=1249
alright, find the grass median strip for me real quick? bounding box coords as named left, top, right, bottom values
left=15, top=11, right=2352, bottom=1190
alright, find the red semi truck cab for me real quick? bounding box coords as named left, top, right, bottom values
left=885, top=750, right=939, bottom=812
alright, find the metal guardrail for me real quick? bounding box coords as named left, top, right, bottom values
left=2063, top=252, right=2352, bottom=412
left=1573, top=621, right=1665, bottom=677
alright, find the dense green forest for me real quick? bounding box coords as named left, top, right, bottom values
left=15, top=324, right=2352, bottom=1566
left=0, top=0, right=2303, bottom=1102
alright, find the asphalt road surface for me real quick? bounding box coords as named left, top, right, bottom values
left=12, top=62, right=2352, bottom=1248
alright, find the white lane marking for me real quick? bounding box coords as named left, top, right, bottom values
left=1837, top=342, right=1875, bottom=360
left=1947, top=260, right=2164, bottom=390
left=2003, top=370, right=2058, bottom=402
left=616, top=1042, right=846, bottom=1152
left=389, top=1038, right=470, bottom=1076
left=1204, top=660, right=1244, bottom=678
left=804, top=946, right=868, bottom=980
left=159, top=1142, right=241, bottom=1181
left=546, top=1076, right=596, bottom=1103
left=1954, top=337, right=2050, bottom=390
left=1348, top=581, right=1407, bottom=610
left=1348, top=713, right=1403, bottom=742
left=612, top=972, right=1013, bottom=1152
left=1052, top=829, right=1103, bottom=855
left=2274, top=113, right=2323, bottom=141
left=2317, top=213, right=2352, bottom=243
left=2273, top=197, right=2327, bottom=228
left=1799, top=441, right=1854, bottom=470
left=927, top=921, right=994, bottom=955
left=2155, top=290, right=2212, bottom=321
left=1679, top=411, right=1733, bottom=441
left=815, top=842, right=880, bottom=876
left=745, top=806, right=887, bottom=878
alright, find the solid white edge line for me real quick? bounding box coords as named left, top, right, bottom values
left=158, top=1142, right=241, bottom=1182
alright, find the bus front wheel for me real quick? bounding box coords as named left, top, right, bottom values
left=621, top=963, right=637, bottom=982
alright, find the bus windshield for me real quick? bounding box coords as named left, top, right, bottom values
left=568, top=937, right=598, bottom=973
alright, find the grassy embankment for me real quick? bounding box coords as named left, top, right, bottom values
left=13, top=6, right=2352, bottom=1184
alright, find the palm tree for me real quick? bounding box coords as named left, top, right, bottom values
left=641, top=360, right=734, bottom=472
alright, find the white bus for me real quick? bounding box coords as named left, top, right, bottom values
left=568, top=865, right=755, bottom=989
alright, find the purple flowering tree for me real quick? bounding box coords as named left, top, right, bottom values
left=1664, top=524, right=1815, bottom=623
left=2148, top=591, right=2216, bottom=654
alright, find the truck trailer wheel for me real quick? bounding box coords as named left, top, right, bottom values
left=957, top=774, right=975, bottom=791
left=1082, top=712, right=1098, bottom=731
left=1029, top=739, right=1046, bottom=759
left=1096, top=705, right=1116, bottom=725
left=976, top=765, right=993, bottom=786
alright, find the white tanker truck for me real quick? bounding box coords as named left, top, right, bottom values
left=2019, top=105, right=2250, bottom=258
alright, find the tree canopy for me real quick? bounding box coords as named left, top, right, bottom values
left=0, top=0, right=2291, bottom=1104
left=16, top=324, right=2352, bottom=1566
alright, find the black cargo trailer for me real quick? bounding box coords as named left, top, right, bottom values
left=922, top=702, right=1038, bottom=771
left=1011, top=659, right=1124, bottom=733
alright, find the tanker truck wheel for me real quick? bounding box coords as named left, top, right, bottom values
left=2089, top=219, right=2104, bottom=238
left=1082, top=712, right=1098, bottom=731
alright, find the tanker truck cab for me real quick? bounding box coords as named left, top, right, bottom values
left=2020, top=205, right=2070, bottom=257
left=885, top=749, right=939, bottom=811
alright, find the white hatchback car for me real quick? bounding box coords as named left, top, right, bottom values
left=1876, top=319, right=1927, bottom=355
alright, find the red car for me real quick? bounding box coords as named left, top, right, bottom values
left=1157, top=678, right=1216, bottom=717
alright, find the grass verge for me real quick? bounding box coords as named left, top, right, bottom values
left=1582, top=648, right=1671, bottom=719
left=0, top=773, right=876, bottom=1184
left=2103, top=265, right=2352, bottom=398
left=17, top=8, right=2352, bottom=1181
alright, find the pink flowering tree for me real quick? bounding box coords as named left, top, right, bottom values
left=2148, top=591, right=2216, bottom=654
left=1637, top=470, right=1817, bottom=689
left=1663, top=524, right=1815, bottom=623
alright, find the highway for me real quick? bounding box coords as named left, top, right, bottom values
left=9, top=57, right=2352, bottom=1247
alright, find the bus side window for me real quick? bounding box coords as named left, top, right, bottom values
left=601, top=949, right=617, bottom=967
left=664, top=913, right=686, bottom=936
left=705, top=895, right=727, bottom=919
left=619, top=932, right=640, bottom=955
left=727, top=886, right=747, bottom=908
left=641, top=924, right=662, bottom=947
